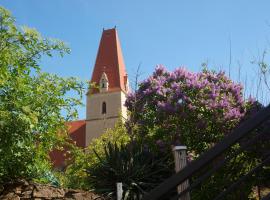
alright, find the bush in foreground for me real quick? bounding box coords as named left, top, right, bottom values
left=86, top=142, right=174, bottom=199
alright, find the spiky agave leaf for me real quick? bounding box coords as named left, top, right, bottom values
left=87, top=142, right=174, bottom=199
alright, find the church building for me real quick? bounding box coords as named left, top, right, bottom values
left=86, top=27, right=129, bottom=146
left=50, top=28, right=129, bottom=168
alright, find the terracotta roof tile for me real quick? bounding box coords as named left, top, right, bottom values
left=90, top=28, right=127, bottom=94
left=50, top=120, right=86, bottom=168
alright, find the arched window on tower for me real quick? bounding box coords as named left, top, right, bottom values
left=102, top=102, right=106, bottom=114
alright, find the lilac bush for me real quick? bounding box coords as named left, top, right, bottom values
left=125, top=65, right=251, bottom=154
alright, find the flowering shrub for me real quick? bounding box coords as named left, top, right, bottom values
left=126, top=65, right=249, bottom=154
left=124, top=65, right=269, bottom=198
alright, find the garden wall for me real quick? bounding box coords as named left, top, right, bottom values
left=0, top=180, right=104, bottom=200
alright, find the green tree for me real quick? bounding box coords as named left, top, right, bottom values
left=0, top=7, right=84, bottom=183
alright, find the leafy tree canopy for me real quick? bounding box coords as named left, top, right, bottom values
left=0, top=6, right=84, bottom=182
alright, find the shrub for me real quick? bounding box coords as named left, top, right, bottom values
left=64, top=120, right=130, bottom=189
left=86, top=142, right=174, bottom=199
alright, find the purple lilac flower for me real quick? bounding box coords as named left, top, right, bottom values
left=125, top=66, right=248, bottom=136
left=187, top=104, right=195, bottom=111
left=154, top=65, right=167, bottom=76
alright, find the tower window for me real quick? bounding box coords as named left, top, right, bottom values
left=102, top=102, right=106, bottom=114
left=101, top=79, right=105, bottom=88
left=99, top=72, right=109, bottom=92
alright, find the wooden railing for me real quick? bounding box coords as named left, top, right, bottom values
left=142, top=104, right=270, bottom=200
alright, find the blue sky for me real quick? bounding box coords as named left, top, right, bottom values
left=1, top=0, right=270, bottom=118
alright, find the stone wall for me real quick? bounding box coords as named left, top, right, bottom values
left=0, top=180, right=104, bottom=200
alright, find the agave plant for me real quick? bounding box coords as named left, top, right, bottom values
left=86, top=142, right=174, bottom=200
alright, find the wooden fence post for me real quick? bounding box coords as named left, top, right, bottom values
left=116, top=182, right=123, bottom=200
left=173, top=146, right=190, bottom=200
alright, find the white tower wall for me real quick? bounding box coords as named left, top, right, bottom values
left=85, top=90, right=127, bottom=146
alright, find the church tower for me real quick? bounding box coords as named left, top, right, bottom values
left=85, top=28, right=129, bottom=146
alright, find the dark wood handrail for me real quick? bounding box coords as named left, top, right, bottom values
left=142, top=104, right=270, bottom=200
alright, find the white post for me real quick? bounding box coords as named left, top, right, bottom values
left=173, top=146, right=190, bottom=200
left=116, top=182, right=123, bottom=200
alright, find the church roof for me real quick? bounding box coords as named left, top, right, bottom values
left=66, top=120, right=86, bottom=148
left=90, top=28, right=128, bottom=93
left=50, top=120, right=86, bottom=168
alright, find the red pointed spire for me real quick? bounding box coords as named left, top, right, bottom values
left=90, top=28, right=128, bottom=93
